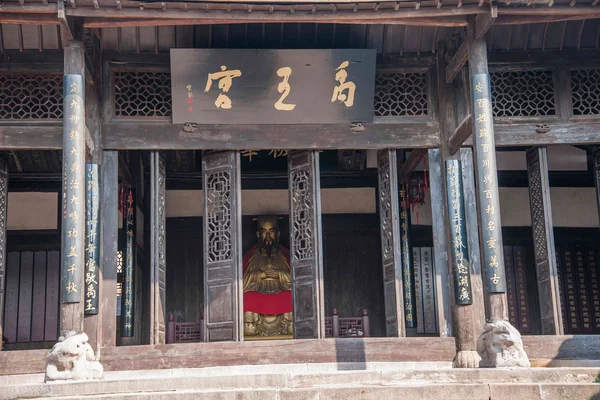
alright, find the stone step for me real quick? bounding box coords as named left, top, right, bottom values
left=2, top=365, right=599, bottom=400
left=22, top=383, right=600, bottom=400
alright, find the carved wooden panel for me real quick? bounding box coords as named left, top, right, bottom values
left=151, top=151, right=167, bottom=344
left=288, top=151, right=325, bottom=339
left=374, top=72, right=428, bottom=117
left=377, top=149, right=404, bottom=337
left=526, top=147, right=563, bottom=335
left=202, top=151, right=242, bottom=342
left=490, top=70, right=555, bottom=117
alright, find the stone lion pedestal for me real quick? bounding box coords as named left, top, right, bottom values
left=45, top=331, right=103, bottom=382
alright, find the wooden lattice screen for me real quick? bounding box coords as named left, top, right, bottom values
left=490, top=70, right=556, bottom=117
left=374, top=71, right=428, bottom=117
left=0, top=73, right=63, bottom=120
left=571, top=68, right=600, bottom=116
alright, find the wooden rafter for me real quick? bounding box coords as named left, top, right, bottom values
left=446, top=40, right=469, bottom=83
left=398, top=148, right=428, bottom=184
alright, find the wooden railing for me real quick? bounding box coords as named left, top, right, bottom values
left=166, top=309, right=370, bottom=343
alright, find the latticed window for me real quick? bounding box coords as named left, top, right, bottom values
left=571, top=68, right=600, bottom=116
left=374, top=72, right=428, bottom=117
left=0, top=73, right=63, bottom=120
left=490, top=70, right=556, bottom=117
left=114, top=71, right=171, bottom=117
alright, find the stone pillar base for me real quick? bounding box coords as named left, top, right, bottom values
left=453, top=350, right=481, bottom=368
left=477, top=320, right=531, bottom=368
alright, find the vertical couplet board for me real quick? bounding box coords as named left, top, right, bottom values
left=595, top=149, right=600, bottom=228
left=61, top=74, right=86, bottom=323
left=121, top=187, right=135, bottom=337
left=203, top=151, right=242, bottom=342
left=0, top=156, right=7, bottom=347
left=288, top=151, right=325, bottom=339
left=398, top=188, right=415, bottom=329
left=84, top=164, right=101, bottom=315
left=377, top=149, right=405, bottom=337
left=445, top=160, right=473, bottom=306
left=150, top=151, right=167, bottom=345
left=526, top=147, right=563, bottom=335
left=471, top=74, right=506, bottom=293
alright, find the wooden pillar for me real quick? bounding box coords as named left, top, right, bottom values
left=150, top=151, right=167, bottom=345
left=437, top=39, right=485, bottom=367
left=594, top=148, right=600, bottom=228
left=0, top=155, right=8, bottom=351
left=377, top=149, right=405, bottom=337
left=288, top=150, right=325, bottom=339
left=467, top=25, right=509, bottom=323
left=60, top=41, right=86, bottom=336
left=101, top=151, right=118, bottom=347
left=83, top=79, right=103, bottom=354
left=428, top=148, right=453, bottom=337
left=202, top=151, right=242, bottom=342
left=527, top=147, right=563, bottom=335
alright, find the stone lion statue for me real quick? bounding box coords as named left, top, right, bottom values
left=45, top=331, right=103, bottom=381
left=476, top=320, right=530, bottom=368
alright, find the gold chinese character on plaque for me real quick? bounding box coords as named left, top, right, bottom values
left=204, top=65, right=242, bottom=109
left=241, top=150, right=258, bottom=162
left=331, top=61, right=356, bottom=108
left=274, top=67, right=296, bottom=111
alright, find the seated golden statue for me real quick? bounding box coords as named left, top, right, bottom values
left=243, top=216, right=293, bottom=338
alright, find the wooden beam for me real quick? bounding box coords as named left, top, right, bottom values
left=57, top=1, right=74, bottom=41
left=446, top=40, right=469, bottom=83
left=83, top=16, right=468, bottom=28
left=103, top=122, right=441, bottom=150
left=0, top=125, right=62, bottom=149
left=475, top=4, right=497, bottom=40
left=495, top=14, right=590, bottom=25
left=398, top=148, right=427, bottom=184
left=0, top=13, right=59, bottom=25
left=447, top=113, right=473, bottom=155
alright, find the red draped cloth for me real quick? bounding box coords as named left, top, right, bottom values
left=243, top=244, right=292, bottom=315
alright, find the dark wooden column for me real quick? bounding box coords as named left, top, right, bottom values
left=288, top=150, right=325, bottom=339
left=202, top=151, right=242, bottom=342
left=595, top=148, right=600, bottom=227
left=60, top=41, right=86, bottom=335
left=436, top=39, right=486, bottom=367
left=101, top=151, right=118, bottom=347
left=428, top=148, right=453, bottom=337
left=150, top=151, right=167, bottom=345
left=83, top=77, right=103, bottom=354
left=527, top=147, right=563, bottom=335
left=0, top=155, right=8, bottom=350
left=377, top=149, right=405, bottom=337
left=467, top=25, right=509, bottom=323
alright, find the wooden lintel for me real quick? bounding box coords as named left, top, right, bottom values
left=446, top=40, right=469, bottom=83
left=0, top=125, right=62, bottom=149
left=398, top=148, right=428, bottom=184
left=57, top=1, right=74, bottom=42
left=0, top=13, right=59, bottom=25
left=103, top=122, right=441, bottom=150
left=83, top=15, right=468, bottom=28
left=448, top=113, right=473, bottom=155
left=495, top=14, right=590, bottom=25
left=475, top=4, right=497, bottom=40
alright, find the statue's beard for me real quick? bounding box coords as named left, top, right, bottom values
left=261, top=238, right=278, bottom=257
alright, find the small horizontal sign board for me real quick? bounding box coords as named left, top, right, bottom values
left=170, top=49, right=376, bottom=124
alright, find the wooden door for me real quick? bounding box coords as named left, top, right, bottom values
left=202, top=151, right=242, bottom=342
left=150, top=151, right=167, bottom=344
left=377, top=149, right=405, bottom=337
left=288, top=150, right=325, bottom=339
